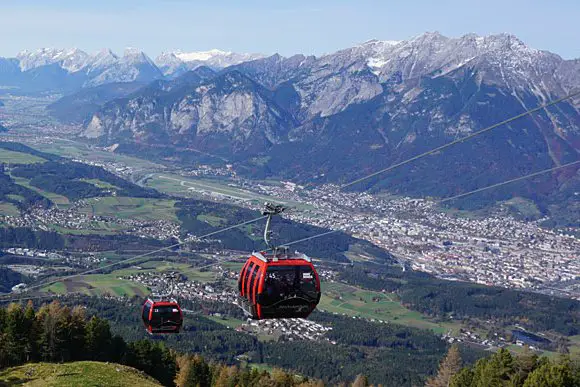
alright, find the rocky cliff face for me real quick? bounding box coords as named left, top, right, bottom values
left=83, top=70, right=296, bottom=155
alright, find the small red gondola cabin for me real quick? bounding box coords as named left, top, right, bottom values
left=238, top=250, right=321, bottom=320
left=142, top=298, right=183, bottom=334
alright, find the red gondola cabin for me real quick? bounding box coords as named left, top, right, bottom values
left=238, top=250, right=321, bottom=320
left=142, top=298, right=183, bottom=334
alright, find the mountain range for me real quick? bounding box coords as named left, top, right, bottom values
left=2, top=32, right=580, bottom=224
left=0, top=47, right=263, bottom=93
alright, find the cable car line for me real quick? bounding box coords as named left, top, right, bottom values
left=439, top=160, right=580, bottom=203
left=4, top=158, right=576, bottom=307
left=340, top=90, right=580, bottom=190
left=8, top=157, right=576, bottom=305
left=13, top=90, right=575, bottom=298
left=2, top=91, right=578, bottom=321
left=268, top=159, right=580, bottom=250
left=0, top=215, right=268, bottom=303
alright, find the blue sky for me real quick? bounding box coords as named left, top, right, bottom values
left=1, top=0, right=578, bottom=59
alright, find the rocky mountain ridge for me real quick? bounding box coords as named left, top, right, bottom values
left=82, top=32, right=580, bottom=150
left=76, top=33, right=580, bottom=226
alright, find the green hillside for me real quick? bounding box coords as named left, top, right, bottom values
left=0, top=361, right=161, bottom=387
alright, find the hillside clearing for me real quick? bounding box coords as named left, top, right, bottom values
left=0, top=361, right=161, bottom=387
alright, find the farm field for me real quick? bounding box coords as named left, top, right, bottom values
left=0, top=201, right=20, bottom=216
left=30, top=139, right=165, bottom=171
left=77, top=197, right=178, bottom=222
left=0, top=148, right=45, bottom=164
left=43, top=274, right=148, bottom=298
left=206, top=315, right=245, bottom=329
left=79, top=178, right=120, bottom=189
left=320, top=281, right=459, bottom=335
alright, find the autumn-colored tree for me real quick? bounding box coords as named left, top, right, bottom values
left=37, top=301, right=70, bottom=361
left=213, top=365, right=239, bottom=387
left=175, top=354, right=211, bottom=387
left=352, top=374, right=370, bottom=387
left=298, top=380, right=325, bottom=387
left=272, top=367, right=296, bottom=387
left=426, top=344, right=462, bottom=387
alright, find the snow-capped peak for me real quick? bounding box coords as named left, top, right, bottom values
left=360, top=39, right=401, bottom=48
left=16, top=47, right=89, bottom=72
left=174, top=49, right=233, bottom=62
left=359, top=32, right=562, bottom=90
left=162, top=49, right=264, bottom=68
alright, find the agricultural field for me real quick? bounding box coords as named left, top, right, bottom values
left=41, top=258, right=212, bottom=298
left=0, top=201, right=20, bottom=216
left=206, top=314, right=245, bottom=329
left=49, top=225, right=120, bottom=235
left=197, top=214, right=227, bottom=226
left=569, top=335, right=580, bottom=358
left=111, top=260, right=195, bottom=277
left=77, top=197, right=178, bottom=222
left=0, top=148, right=45, bottom=164
left=43, top=274, right=148, bottom=297
left=319, top=281, right=459, bottom=335
left=30, top=139, right=165, bottom=171
left=79, top=178, right=120, bottom=190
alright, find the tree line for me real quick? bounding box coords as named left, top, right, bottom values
left=53, top=296, right=468, bottom=385
left=0, top=301, right=176, bottom=385
left=0, top=225, right=172, bottom=254
left=0, top=301, right=341, bottom=386
left=427, top=344, right=580, bottom=387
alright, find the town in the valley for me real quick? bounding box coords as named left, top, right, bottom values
left=2, top=138, right=578, bottom=301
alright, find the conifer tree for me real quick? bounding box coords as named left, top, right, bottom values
left=23, top=301, right=38, bottom=362
left=85, top=316, right=112, bottom=361
left=68, top=306, right=87, bottom=360
left=449, top=367, right=474, bottom=387
left=522, top=360, right=574, bottom=387
left=5, top=303, right=27, bottom=365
